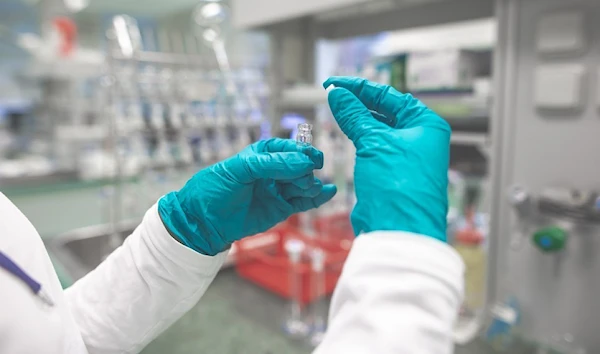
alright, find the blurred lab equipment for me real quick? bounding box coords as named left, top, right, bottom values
left=2, top=0, right=270, bottom=185
left=508, top=185, right=536, bottom=250
left=447, top=170, right=466, bottom=244
left=309, top=247, right=327, bottom=346
left=311, top=117, right=355, bottom=213
left=482, top=297, right=521, bottom=351
left=504, top=185, right=600, bottom=353
left=406, top=49, right=479, bottom=92
left=536, top=333, right=588, bottom=354
left=536, top=333, right=587, bottom=354
left=453, top=184, right=487, bottom=344
left=454, top=185, right=486, bottom=316
left=508, top=187, right=600, bottom=254
left=193, top=1, right=236, bottom=96
left=96, top=11, right=271, bottom=245
left=283, top=238, right=309, bottom=338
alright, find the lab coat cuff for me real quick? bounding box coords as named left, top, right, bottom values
left=142, top=203, right=229, bottom=276
left=354, top=231, right=465, bottom=295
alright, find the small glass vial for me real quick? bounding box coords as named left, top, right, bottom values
left=296, top=123, right=313, bottom=147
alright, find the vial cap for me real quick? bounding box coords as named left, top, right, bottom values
left=298, top=123, right=313, bottom=131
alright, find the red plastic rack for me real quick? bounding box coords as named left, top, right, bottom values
left=235, top=212, right=354, bottom=305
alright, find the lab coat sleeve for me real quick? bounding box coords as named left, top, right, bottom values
left=314, top=231, right=464, bottom=354
left=64, top=203, right=228, bottom=354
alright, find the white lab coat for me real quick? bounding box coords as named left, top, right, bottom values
left=0, top=192, right=464, bottom=354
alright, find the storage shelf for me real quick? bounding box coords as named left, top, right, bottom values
left=371, top=18, right=495, bottom=57
left=317, top=0, right=494, bottom=39
left=451, top=132, right=489, bottom=146
left=279, top=86, right=327, bottom=109
left=236, top=0, right=494, bottom=39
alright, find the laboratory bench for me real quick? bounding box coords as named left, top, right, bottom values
left=3, top=173, right=187, bottom=239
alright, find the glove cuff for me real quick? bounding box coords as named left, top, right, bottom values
left=158, top=192, right=230, bottom=256
left=353, top=192, right=448, bottom=243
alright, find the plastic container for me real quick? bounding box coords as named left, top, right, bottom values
left=453, top=209, right=486, bottom=314
left=235, top=219, right=351, bottom=305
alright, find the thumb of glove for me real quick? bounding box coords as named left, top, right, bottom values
left=327, top=87, right=390, bottom=145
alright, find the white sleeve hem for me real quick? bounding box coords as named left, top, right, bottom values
left=314, top=230, right=464, bottom=354
left=352, top=231, right=464, bottom=295
left=143, top=203, right=229, bottom=275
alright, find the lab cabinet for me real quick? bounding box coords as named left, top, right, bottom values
left=491, top=0, right=600, bottom=351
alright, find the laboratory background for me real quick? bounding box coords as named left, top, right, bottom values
left=1, top=0, right=599, bottom=353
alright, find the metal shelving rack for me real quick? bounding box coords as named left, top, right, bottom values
left=100, top=14, right=269, bottom=244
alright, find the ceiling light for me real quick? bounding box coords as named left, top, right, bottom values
left=64, top=0, right=89, bottom=13
left=193, top=2, right=228, bottom=27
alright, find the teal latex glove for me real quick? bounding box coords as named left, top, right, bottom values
left=324, top=77, right=450, bottom=242
left=158, top=138, right=337, bottom=255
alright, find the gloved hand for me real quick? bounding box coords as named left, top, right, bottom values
left=158, top=138, right=337, bottom=255
left=324, top=77, right=450, bottom=242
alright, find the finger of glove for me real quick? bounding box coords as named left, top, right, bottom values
left=324, top=76, right=447, bottom=131
left=370, top=109, right=395, bottom=128
left=324, top=76, right=407, bottom=127
left=289, top=184, right=337, bottom=212
left=256, top=138, right=297, bottom=152
left=284, top=173, right=315, bottom=189
left=279, top=179, right=323, bottom=199
left=327, top=87, right=390, bottom=144
left=257, top=138, right=324, bottom=169
left=240, top=152, right=315, bottom=183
